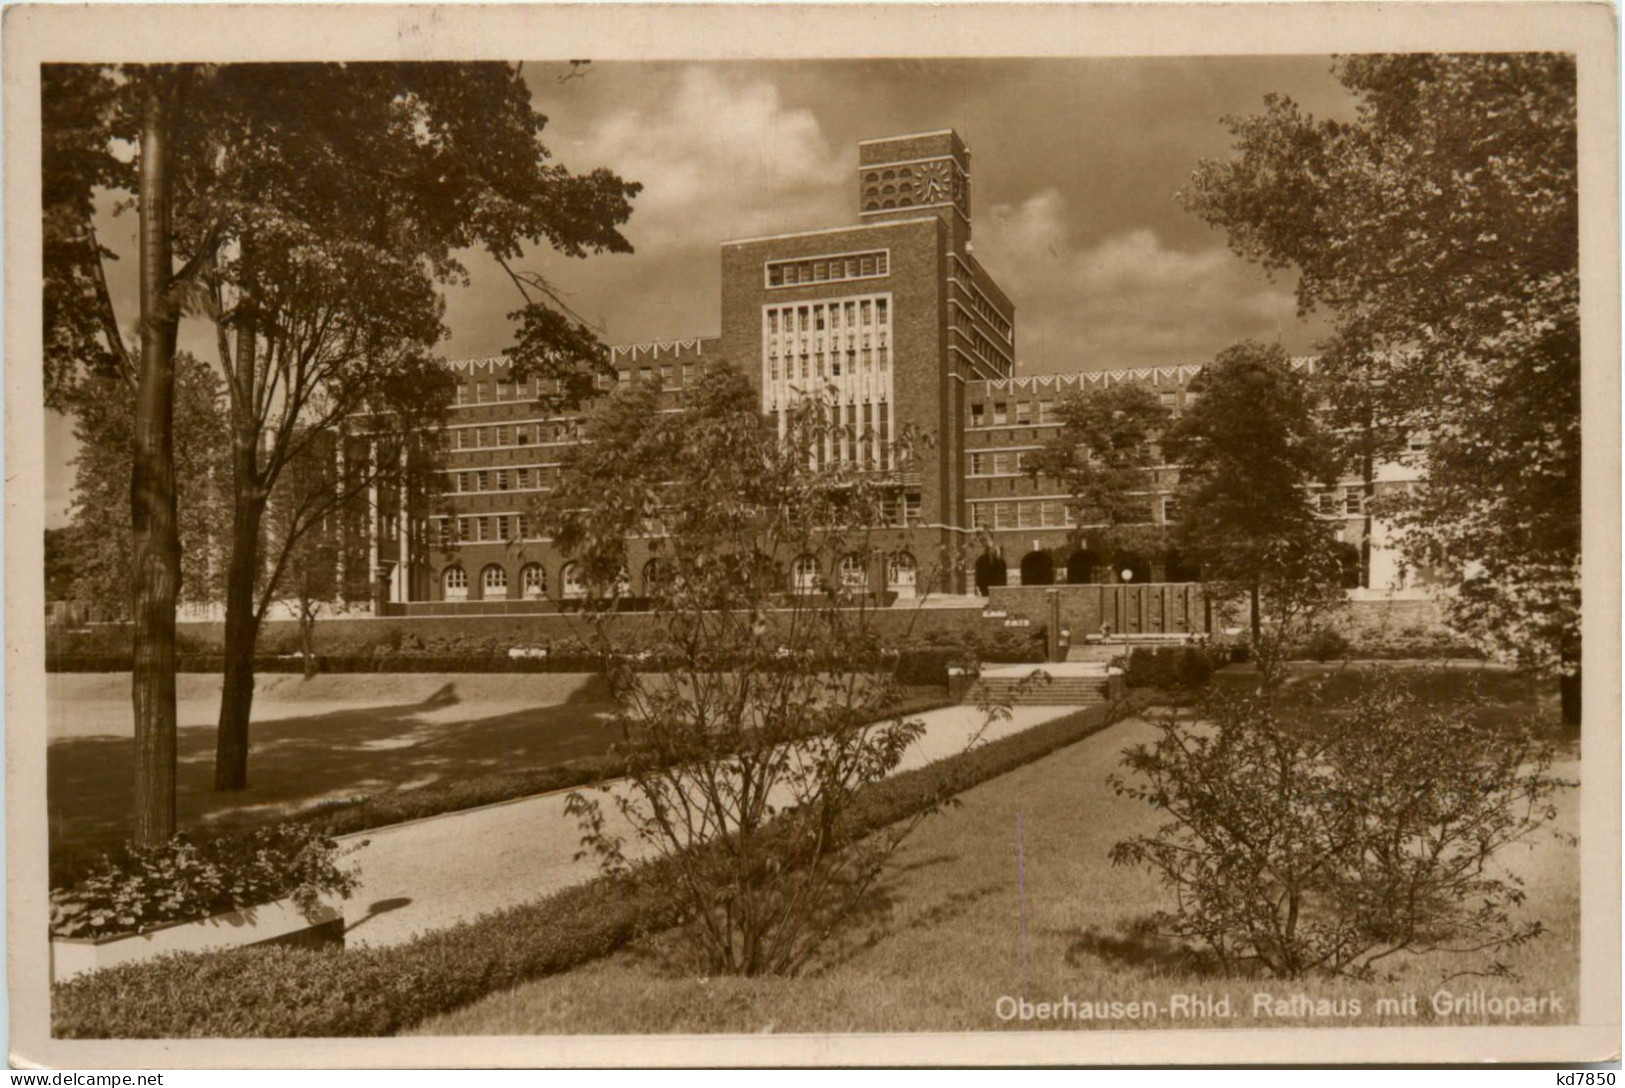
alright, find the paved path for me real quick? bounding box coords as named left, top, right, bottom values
left=336, top=703, right=1080, bottom=948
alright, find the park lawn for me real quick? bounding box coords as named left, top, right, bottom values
left=417, top=687, right=1580, bottom=1036
left=48, top=670, right=953, bottom=880
left=47, top=672, right=622, bottom=858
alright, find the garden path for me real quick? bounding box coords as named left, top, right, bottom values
left=336, top=703, right=1079, bottom=948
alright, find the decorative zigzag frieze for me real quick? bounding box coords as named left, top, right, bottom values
left=981, top=357, right=1317, bottom=392
left=607, top=336, right=717, bottom=361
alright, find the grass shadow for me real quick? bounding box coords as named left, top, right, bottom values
left=1059, top=916, right=1228, bottom=979
left=49, top=674, right=618, bottom=867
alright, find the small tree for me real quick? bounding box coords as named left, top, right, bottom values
left=551, top=365, right=987, bottom=977
left=1164, top=341, right=1344, bottom=678
left=1026, top=383, right=1171, bottom=570
left=265, top=437, right=344, bottom=678
left=1109, top=670, right=1563, bottom=981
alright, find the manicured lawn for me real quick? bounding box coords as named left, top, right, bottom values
left=417, top=671, right=1579, bottom=1035
left=48, top=671, right=951, bottom=874
left=47, top=672, right=622, bottom=856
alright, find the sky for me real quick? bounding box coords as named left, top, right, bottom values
left=46, top=56, right=1359, bottom=527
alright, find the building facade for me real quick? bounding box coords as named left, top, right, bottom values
left=364, top=129, right=1421, bottom=613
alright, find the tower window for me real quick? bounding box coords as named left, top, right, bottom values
left=767, top=251, right=888, bottom=289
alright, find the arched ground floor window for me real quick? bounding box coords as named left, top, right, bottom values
left=443, top=566, right=468, bottom=601
left=1066, top=549, right=1100, bottom=584
left=838, top=553, right=869, bottom=595
left=975, top=552, right=1007, bottom=595
left=791, top=554, right=821, bottom=595
left=887, top=551, right=917, bottom=599
left=1019, top=550, right=1055, bottom=586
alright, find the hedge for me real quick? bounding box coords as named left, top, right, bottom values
left=48, top=652, right=614, bottom=675
left=52, top=696, right=1136, bottom=1038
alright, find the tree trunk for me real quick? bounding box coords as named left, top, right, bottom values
left=215, top=451, right=266, bottom=791
left=300, top=604, right=317, bottom=679
left=1250, top=583, right=1261, bottom=643
left=130, top=85, right=180, bottom=848
left=1560, top=643, right=1581, bottom=729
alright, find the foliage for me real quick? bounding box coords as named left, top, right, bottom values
left=1300, top=626, right=1352, bottom=663
left=1182, top=55, right=1579, bottom=675
left=265, top=435, right=346, bottom=676
left=1026, top=383, right=1171, bottom=556
left=44, top=528, right=77, bottom=602
left=1124, top=646, right=1219, bottom=690
left=50, top=823, right=360, bottom=940
left=56, top=354, right=231, bottom=617
left=546, top=363, right=994, bottom=976
left=41, top=61, right=644, bottom=786
left=1109, top=669, right=1563, bottom=980
left=40, top=64, right=134, bottom=410
left=52, top=702, right=1123, bottom=1037
left=1164, top=341, right=1345, bottom=682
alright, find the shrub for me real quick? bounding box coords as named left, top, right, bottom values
left=1109, top=668, right=1564, bottom=980
left=1124, top=646, right=1218, bottom=689
left=53, top=700, right=1127, bottom=1037
left=50, top=824, right=361, bottom=940
left=1300, top=626, right=1351, bottom=662
left=1171, top=646, right=1214, bottom=687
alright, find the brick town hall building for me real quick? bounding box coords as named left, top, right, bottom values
left=356, top=130, right=1423, bottom=615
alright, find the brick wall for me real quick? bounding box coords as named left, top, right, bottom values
left=987, top=583, right=1210, bottom=637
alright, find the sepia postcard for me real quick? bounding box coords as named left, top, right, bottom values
left=5, top=1, right=1619, bottom=1069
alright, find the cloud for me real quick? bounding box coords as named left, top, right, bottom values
left=976, top=188, right=1315, bottom=372
left=586, top=67, right=852, bottom=249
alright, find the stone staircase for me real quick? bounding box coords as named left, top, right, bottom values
left=966, top=665, right=1115, bottom=706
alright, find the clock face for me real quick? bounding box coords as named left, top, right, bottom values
left=916, top=159, right=951, bottom=204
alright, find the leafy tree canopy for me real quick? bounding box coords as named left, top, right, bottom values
left=1164, top=341, right=1344, bottom=676
left=61, top=353, right=231, bottom=616
left=1025, top=382, right=1170, bottom=555
left=1181, top=54, right=1579, bottom=672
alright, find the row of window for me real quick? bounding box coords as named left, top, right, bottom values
left=441, top=551, right=922, bottom=602
left=446, top=467, right=562, bottom=494
left=970, top=500, right=1070, bottom=531
left=455, top=375, right=556, bottom=406
left=1320, top=488, right=1366, bottom=516
left=615, top=362, right=697, bottom=386
left=457, top=362, right=704, bottom=406
left=766, top=251, right=888, bottom=288
left=767, top=298, right=888, bottom=337
left=968, top=391, right=1199, bottom=428
left=955, top=324, right=1010, bottom=375
left=968, top=450, right=1032, bottom=477
left=970, top=400, right=1057, bottom=428
left=766, top=402, right=897, bottom=473
left=444, top=514, right=530, bottom=545
left=443, top=562, right=572, bottom=600
left=954, top=275, right=1013, bottom=339
left=969, top=497, right=1177, bottom=531
left=791, top=551, right=917, bottom=595
left=452, top=421, right=582, bottom=450
left=768, top=349, right=889, bottom=383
